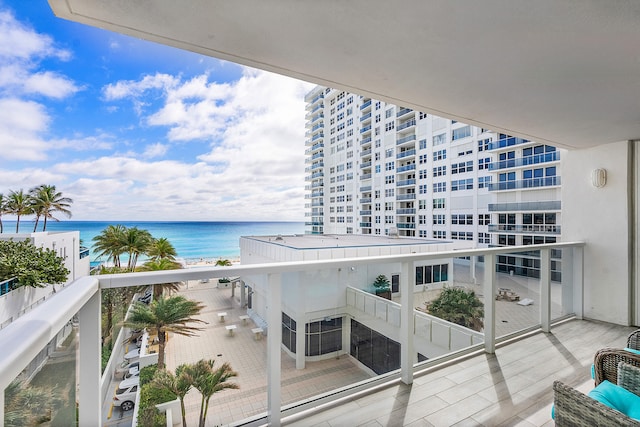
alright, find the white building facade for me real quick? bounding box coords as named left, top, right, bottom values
left=304, top=86, right=563, bottom=280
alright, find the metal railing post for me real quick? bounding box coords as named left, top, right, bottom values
left=267, top=273, right=282, bottom=426
left=484, top=253, right=496, bottom=353
left=400, top=261, right=415, bottom=385
left=540, top=248, right=551, bottom=332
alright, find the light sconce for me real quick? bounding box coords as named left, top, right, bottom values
left=591, top=168, right=607, bottom=188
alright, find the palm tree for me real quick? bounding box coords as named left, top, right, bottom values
left=6, top=189, right=32, bottom=233
left=147, top=237, right=177, bottom=261
left=215, top=259, right=232, bottom=266
left=122, top=227, right=153, bottom=271
left=139, top=258, right=183, bottom=298
left=190, top=359, right=239, bottom=427
left=0, top=193, right=6, bottom=233
left=29, top=185, right=73, bottom=232
left=123, top=295, right=206, bottom=370
left=152, top=366, right=194, bottom=427
left=93, top=225, right=127, bottom=268
left=426, top=286, right=484, bottom=332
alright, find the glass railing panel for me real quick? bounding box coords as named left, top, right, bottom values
left=5, top=316, right=78, bottom=427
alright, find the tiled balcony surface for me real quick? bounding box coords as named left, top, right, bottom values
left=286, top=319, right=635, bottom=427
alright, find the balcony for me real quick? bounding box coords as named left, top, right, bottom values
left=396, top=179, right=416, bottom=187
left=361, top=173, right=372, bottom=180
left=488, top=201, right=561, bottom=211
left=360, top=197, right=372, bottom=203
left=360, top=99, right=372, bottom=111
left=488, top=176, right=561, bottom=191
left=0, top=242, right=600, bottom=427
left=310, top=171, right=324, bottom=179
left=360, top=161, right=372, bottom=169
left=360, top=210, right=372, bottom=215
left=396, top=223, right=416, bottom=229
left=488, top=151, right=561, bottom=171
left=396, top=149, right=416, bottom=159
left=396, top=193, right=416, bottom=200
left=397, top=119, right=416, bottom=132
left=360, top=112, right=372, bottom=122
left=360, top=125, right=372, bottom=134
left=311, top=132, right=324, bottom=142
left=396, top=107, right=413, bottom=118
left=361, top=136, right=372, bottom=145
left=360, top=148, right=372, bottom=157
left=488, top=224, right=561, bottom=234
left=396, top=134, right=416, bottom=146
left=310, top=162, right=324, bottom=170
left=397, top=164, right=416, bottom=173
left=311, top=152, right=324, bottom=160
left=359, top=222, right=372, bottom=228
left=487, top=136, right=530, bottom=151
left=397, top=208, right=416, bottom=215
left=360, top=185, right=372, bottom=192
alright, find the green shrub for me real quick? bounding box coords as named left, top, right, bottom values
left=136, top=381, right=174, bottom=427
left=139, top=365, right=158, bottom=386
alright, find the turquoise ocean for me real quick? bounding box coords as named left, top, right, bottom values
left=2, top=221, right=304, bottom=264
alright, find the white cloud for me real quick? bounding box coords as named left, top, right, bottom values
left=0, top=10, right=70, bottom=61
left=23, top=71, right=80, bottom=99
left=0, top=98, right=50, bottom=161
left=142, top=143, right=168, bottom=159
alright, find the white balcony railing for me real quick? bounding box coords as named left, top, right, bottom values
left=0, top=242, right=584, bottom=426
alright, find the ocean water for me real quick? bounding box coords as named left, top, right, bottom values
left=1, top=221, right=304, bottom=263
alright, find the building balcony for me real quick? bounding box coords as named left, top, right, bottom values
left=360, top=185, right=372, bottom=192
left=310, top=171, right=324, bottom=179
left=396, top=193, right=416, bottom=200
left=488, top=224, right=561, bottom=234
left=397, top=119, right=416, bottom=132
left=488, top=176, right=561, bottom=191
left=309, top=112, right=324, bottom=124
left=310, top=162, right=324, bottom=170
left=488, top=151, right=561, bottom=171
left=360, top=148, right=372, bottom=157
left=360, top=161, right=372, bottom=169
left=360, top=125, right=372, bottom=134
left=311, top=132, right=324, bottom=142
left=487, top=136, right=530, bottom=151
left=488, top=201, right=561, bottom=211
left=310, top=191, right=324, bottom=198
left=396, top=107, right=413, bottom=118
left=311, top=200, right=324, bottom=206
left=311, top=181, right=323, bottom=188
left=311, top=152, right=324, bottom=160
left=361, top=173, right=372, bottom=180
left=360, top=197, right=372, bottom=203
left=361, top=136, right=372, bottom=145
left=360, top=210, right=372, bottom=216
left=360, top=99, right=372, bottom=111
left=396, top=223, right=416, bottom=229
left=396, top=179, right=416, bottom=187
left=311, top=123, right=324, bottom=133
left=396, top=149, right=416, bottom=159
left=396, top=134, right=416, bottom=146
left=1, top=241, right=627, bottom=427
left=360, top=112, right=372, bottom=122
left=397, top=208, right=416, bottom=215
left=397, top=164, right=416, bottom=173
left=359, top=222, right=372, bottom=228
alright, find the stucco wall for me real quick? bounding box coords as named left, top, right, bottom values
left=562, top=141, right=632, bottom=325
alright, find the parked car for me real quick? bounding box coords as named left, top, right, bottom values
left=113, top=377, right=140, bottom=411
left=114, top=360, right=139, bottom=380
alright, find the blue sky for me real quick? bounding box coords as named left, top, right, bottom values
left=0, top=1, right=313, bottom=221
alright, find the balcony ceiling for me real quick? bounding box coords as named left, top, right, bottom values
left=49, top=0, right=640, bottom=150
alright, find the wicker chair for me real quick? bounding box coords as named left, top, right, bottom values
left=594, top=348, right=640, bottom=386
left=627, top=329, right=640, bottom=350
left=553, top=353, right=640, bottom=426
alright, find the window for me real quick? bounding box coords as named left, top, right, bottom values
left=419, top=154, right=428, bottom=164
left=385, top=202, right=394, bottom=211
left=478, top=232, right=491, bottom=244
left=375, top=164, right=381, bottom=173
left=433, top=182, right=446, bottom=192
left=385, top=215, right=395, bottom=224
left=282, top=312, right=297, bottom=353
left=419, top=112, right=428, bottom=120
left=433, top=165, right=446, bottom=177
left=385, top=161, right=395, bottom=171
left=452, top=125, right=471, bottom=140
left=419, top=169, right=428, bottom=179
left=418, top=215, right=426, bottom=224
left=478, top=214, right=491, bottom=225
left=451, top=214, right=473, bottom=225
left=451, top=179, right=473, bottom=191
left=418, top=200, right=427, bottom=209
left=433, top=198, right=445, bottom=209
left=385, top=188, right=394, bottom=197
left=419, top=184, right=427, bottom=194
left=416, top=264, right=449, bottom=285
left=385, top=108, right=393, bottom=118
left=433, top=214, right=445, bottom=225
left=478, top=138, right=491, bottom=151
left=385, top=175, right=395, bottom=184
left=385, top=121, right=395, bottom=131
left=306, top=317, right=342, bottom=356
left=385, top=149, right=394, bottom=158
left=419, top=139, right=427, bottom=150
left=433, top=149, right=447, bottom=161
left=433, top=230, right=446, bottom=238
left=433, top=133, right=446, bottom=146
left=374, top=190, right=381, bottom=199
left=478, top=176, right=491, bottom=188
left=478, top=157, right=491, bottom=170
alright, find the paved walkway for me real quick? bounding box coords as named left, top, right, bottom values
left=164, top=281, right=371, bottom=426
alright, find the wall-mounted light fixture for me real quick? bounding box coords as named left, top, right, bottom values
left=591, top=168, right=607, bottom=188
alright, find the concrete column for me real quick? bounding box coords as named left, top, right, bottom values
left=266, top=273, right=282, bottom=426
left=78, top=289, right=101, bottom=426
left=240, top=280, right=246, bottom=308
left=484, top=253, right=496, bottom=354
left=400, top=261, right=415, bottom=385
left=573, top=246, right=584, bottom=320
left=295, top=313, right=306, bottom=369
left=540, top=248, right=551, bottom=333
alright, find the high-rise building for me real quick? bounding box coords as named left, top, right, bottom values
left=304, top=86, right=563, bottom=279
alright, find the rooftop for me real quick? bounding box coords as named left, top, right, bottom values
left=242, top=234, right=450, bottom=251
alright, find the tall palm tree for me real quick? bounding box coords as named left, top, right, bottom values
left=0, top=193, right=6, bottom=233
left=6, top=189, right=32, bottom=233
left=139, top=258, right=183, bottom=298
left=190, top=359, right=239, bottom=427
left=147, top=237, right=177, bottom=261
left=122, top=227, right=153, bottom=271
left=152, top=366, right=194, bottom=427
left=93, top=224, right=127, bottom=268
left=29, top=185, right=73, bottom=232
left=123, top=295, right=206, bottom=370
